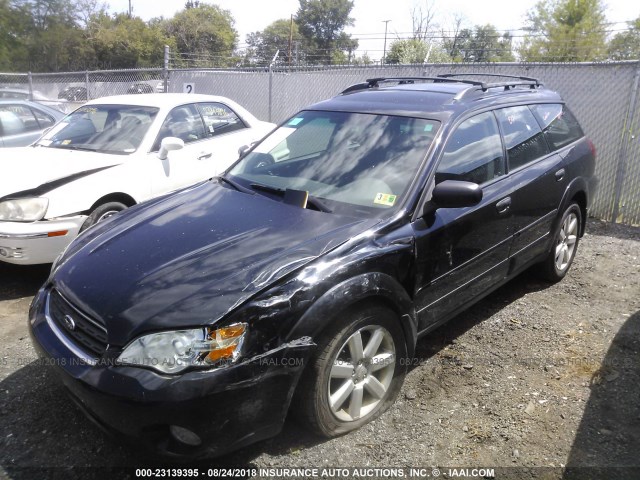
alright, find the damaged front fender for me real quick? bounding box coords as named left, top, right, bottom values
left=286, top=272, right=417, bottom=358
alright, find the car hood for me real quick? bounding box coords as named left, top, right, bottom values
left=53, top=181, right=379, bottom=345
left=0, top=147, right=121, bottom=199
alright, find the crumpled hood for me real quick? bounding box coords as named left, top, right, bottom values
left=0, top=147, right=120, bottom=198
left=53, top=181, right=379, bottom=345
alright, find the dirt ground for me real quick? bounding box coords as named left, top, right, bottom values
left=0, top=219, right=638, bottom=480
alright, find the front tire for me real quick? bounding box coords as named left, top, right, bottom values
left=539, top=202, right=582, bottom=282
left=292, top=305, right=407, bottom=437
left=80, top=201, right=128, bottom=232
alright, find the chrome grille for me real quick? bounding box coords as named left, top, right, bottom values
left=47, top=289, right=108, bottom=359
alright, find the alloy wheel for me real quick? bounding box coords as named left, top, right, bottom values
left=555, top=212, right=578, bottom=272
left=327, top=325, right=396, bottom=422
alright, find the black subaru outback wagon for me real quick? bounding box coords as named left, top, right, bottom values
left=29, top=74, right=596, bottom=457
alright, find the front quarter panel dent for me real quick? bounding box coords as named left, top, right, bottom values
left=286, top=272, right=418, bottom=357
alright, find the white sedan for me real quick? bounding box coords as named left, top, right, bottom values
left=0, top=93, right=274, bottom=265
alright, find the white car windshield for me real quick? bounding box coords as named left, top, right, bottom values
left=35, top=104, right=159, bottom=154
left=228, top=110, right=439, bottom=217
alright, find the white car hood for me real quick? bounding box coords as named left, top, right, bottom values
left=0, top=147, right=122, bottom=199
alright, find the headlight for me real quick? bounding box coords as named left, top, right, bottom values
left=118, top=323, right=247, bottom=374
left=0, top=197, right=48, bottom=222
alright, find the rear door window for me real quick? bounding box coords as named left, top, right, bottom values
left=530, top=104, right=584, bottom=151
left=196, top=103, right=246, bottom=137
left=495, top=106, right=549, bottom=171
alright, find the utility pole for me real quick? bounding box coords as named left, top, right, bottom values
left=128, top=0, right=132, bottom=17
left=382, top=20, right=391, bottom=65
left=288, top=14, right=294, bottom=68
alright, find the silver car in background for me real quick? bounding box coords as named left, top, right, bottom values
left=0, top=100, right=65, bottom=147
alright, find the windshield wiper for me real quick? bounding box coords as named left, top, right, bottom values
left=50, top=144, right=98, bottom=152
left=217, top=175, right=255, bottom=195
left=250, top=183, right=331, bottom=213
left=250, top=182, right=285, bottom=195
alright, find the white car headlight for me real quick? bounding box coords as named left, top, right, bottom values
left=0, top=197, right=49, bottom=222
left=118, top=323, right=247, bottom=374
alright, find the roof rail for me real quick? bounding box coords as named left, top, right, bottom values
left=340, top=74, right=543, bottom=99
left=437, top=73, right=541, bottom=86
left=340, top=76, right=486, bottom=94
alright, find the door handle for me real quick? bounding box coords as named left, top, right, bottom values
left=496, top=197, right=511, bottom=214
left=555, top=168, right=565, bottom=181
left=197, top=152, right=212, bottom=160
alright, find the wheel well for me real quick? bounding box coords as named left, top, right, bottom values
left=571, top=191, right=587, bottom=236
left=313, top=294, right=414, bottom=357
left=88, top=193, right=137, bottom=213
left=346, top=296, right=404, bottom=322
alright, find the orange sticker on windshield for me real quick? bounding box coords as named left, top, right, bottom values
left=374, top=193, right=397, bottom=206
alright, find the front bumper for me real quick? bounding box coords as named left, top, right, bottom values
left=28, top=287, right=314, bottom=458
left=0, top=216, right=85, bottom=265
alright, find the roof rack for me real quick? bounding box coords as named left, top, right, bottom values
left=340, top=74, right=543, bottom=99
left=437, top=73, right=541, bottom=85
left=340, top=76, right=485, bottom=94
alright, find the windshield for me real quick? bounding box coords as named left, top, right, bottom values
left=228, top=110, right=439, bottom=217
left=35, top=104, right=158, bottom=154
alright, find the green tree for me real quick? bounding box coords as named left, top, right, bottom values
left=427, top=42, right=454, bottom=63
left=608, top=16, right=640, bottom=60
left=164, top=4, right=238, bottom=67
left=519, top=0, right=607, bottom=61
left=295, top=0, right=357, bottom=64
left=443, top=25, right=513, bottom=62
left=245, top=18, right=302, bottom=66
left=332, top=32, right=358, bottom=64
left=87, top=12, right=174, bottom=69
left=74, top=0, right=106, bottom=27
left=0, top=0, right=19, bottom=69
left=352, top=52, right=374, bottom=66
left=386, top=38, right=452, bottom=64
left=386, top=39, right=429, bottom=64
left=6, top=0, right=97, bottom=71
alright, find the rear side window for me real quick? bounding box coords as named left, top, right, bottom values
left=437, top=111, right=505, bottom=185
left=531, top=104, right=584, bottom=151
left=32, top=108, right=56, bottom=129
left=495, top=106, right=549, bottom=171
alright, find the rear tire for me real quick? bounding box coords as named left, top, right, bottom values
left=80, top=201, right=128, bottom=232
left=292, top=305, right=407, bottom=437
left=538, top=202, right=581, bottom=282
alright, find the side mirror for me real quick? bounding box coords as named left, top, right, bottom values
left=238, top=141, right=257, bottom=158
left=158, top=137, right=184, bottom=160
left=431, top=180, right=483, bottom=209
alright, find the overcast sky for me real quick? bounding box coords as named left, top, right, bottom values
left=106, top=0, right=640, bottom=60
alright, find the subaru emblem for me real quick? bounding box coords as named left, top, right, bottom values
left=62, top=315, right=76, bottom=331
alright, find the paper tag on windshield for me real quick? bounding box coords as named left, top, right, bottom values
left=374, top=193, right=397, bottom=206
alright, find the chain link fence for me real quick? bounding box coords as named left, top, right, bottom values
left=1, top=63, right=639, bottom=225
left=1, top=69, right=165, bottom=113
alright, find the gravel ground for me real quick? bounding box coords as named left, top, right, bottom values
left=0, top=219, right=639, bottom=480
